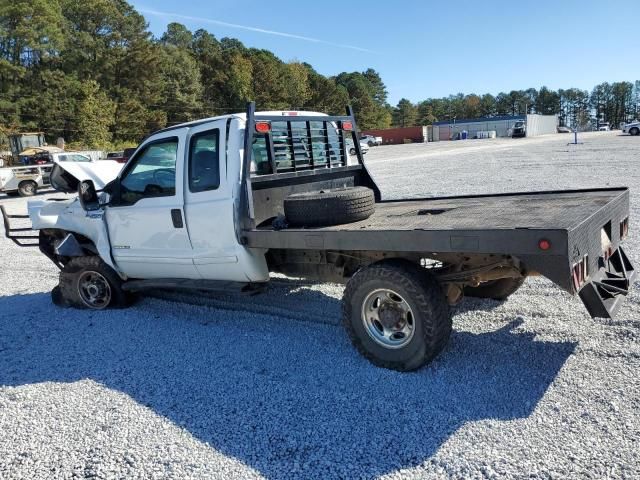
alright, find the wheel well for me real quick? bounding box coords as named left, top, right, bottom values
left=39, top=229, right=98, bottom=266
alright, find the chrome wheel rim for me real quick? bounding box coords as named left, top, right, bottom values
left=77, top=271, right=111, bottom=309
left=361, top=288, right=415, bottom=349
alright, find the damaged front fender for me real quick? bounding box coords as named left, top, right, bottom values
left=28, top=198, right=121, bottom=275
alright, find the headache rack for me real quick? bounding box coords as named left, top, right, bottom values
left=245, top=103, right=365, bottom=176
left=238, top=102, right=380, bottom=232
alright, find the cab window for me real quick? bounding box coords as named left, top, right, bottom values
left=188, top=130, right=220, bottom=192
left=119, top=138, right=178, bottom=205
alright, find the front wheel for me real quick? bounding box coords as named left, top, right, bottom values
left=630, top=127, right=640, bottom=136
left=58, top=256, right=132, bottom=309
left=342, top=260, right=452, bottom=371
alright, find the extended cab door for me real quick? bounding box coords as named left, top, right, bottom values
left=183, top=119, right=268, bottom=282
left=105, top=129, right=200, bottom=279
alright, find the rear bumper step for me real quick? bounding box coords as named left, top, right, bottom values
left=579, top=246, right=636, bottom=318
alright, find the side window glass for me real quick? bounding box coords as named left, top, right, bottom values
left=189, top=129, right=220, bottom=192
left=120, top=138, right=178, bottom=205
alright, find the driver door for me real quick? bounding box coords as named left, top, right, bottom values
left=105, top=129, right=199, bottom=279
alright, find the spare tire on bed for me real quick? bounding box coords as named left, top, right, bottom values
left=284, top=186, right=375, bottom=227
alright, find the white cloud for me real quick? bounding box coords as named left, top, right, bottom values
left=139, top=7, right=375, bottom=53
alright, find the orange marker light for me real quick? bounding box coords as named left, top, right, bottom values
left=342, top=121, right=353, bottom=131
left=255, top=122, right=271, bottom=134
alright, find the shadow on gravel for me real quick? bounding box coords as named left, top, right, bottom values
left=0, top=292, right=576, bottom=479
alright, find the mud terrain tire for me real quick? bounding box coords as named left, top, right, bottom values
left=342, top=260, right=452, bottom=371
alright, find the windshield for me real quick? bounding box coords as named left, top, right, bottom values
left=20, top=134, right=43, bottom=149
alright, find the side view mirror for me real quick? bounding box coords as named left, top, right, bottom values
left=78, top=179, right=100, bottom=211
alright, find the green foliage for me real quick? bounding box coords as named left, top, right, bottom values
left=77, top=80, right=115, bottom=148
left=2, top=0, right=638, bottom=149
left=393, top=99, right=417, bottom=127
left=1, top=1, right=391, bottom=147
left=335, top=71, right=391, bottom=129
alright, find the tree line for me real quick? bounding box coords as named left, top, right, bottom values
left=0, top=0, right=390, bottom=149
left=1, top=1, right=639, bottom=150
left=392, top=82, right=640, bottom=130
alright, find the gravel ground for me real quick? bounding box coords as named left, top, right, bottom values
left=1, top=131, right=639, bottom=479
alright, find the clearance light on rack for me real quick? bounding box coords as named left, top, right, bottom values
left=341, top=121, right=353, bottom=131
left=255, top=121, right=271, bottom=134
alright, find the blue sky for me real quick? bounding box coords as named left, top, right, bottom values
left=132, top=0, right=640, bottom=105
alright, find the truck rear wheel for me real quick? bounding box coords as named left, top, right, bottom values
left=18, top=180, right=37, bottom=197
left=58, top=256, right=132, bottom=309
left=284, top=186, right=375, bottom=227
left=342, top=260, right=451, bottom=371
left=464, top=277, right=525, bottom=300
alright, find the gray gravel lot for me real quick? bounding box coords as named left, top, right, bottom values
left=1, top=131, right=639, bottom=479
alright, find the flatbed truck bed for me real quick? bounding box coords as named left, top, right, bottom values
left=246, top=187, right=632, bottom=317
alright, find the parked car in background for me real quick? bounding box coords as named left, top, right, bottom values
left=360, top=135, right=382, bottom=147
left=512, top=120, right=526, bottom=138
left=557, top=126, right=572, bottom=133
left=622, top=121, right=640, bottom=136
left=346, top=138, right=369, bottom=155
left=104, top=148, right=137, bottom=163
left=598, top=122, right=611, bottom=131
left=106, top=151, right=124, bottom=161
left=52, top=153, right=93, bottom=163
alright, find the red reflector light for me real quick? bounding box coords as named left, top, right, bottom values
left=255, top=122, right=271, bottom=134
left=342, top=121, right=353, bottom=131
left=538, top=239, right=551, bottom=251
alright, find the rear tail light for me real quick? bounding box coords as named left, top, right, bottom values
left=620, top=217, right=629, bottom=240
left=341, top=121, right=353, bottom=131
left=572, top=255, right=589, bottom=292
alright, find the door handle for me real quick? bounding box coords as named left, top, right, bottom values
left=171, top=209, right=184, bottom=228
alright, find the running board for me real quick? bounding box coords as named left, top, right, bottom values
left=579, top=246, right=636, bottom=319
left=0, top=205, right=39, bottom=247
left=122, top=278, right=268, bottom=295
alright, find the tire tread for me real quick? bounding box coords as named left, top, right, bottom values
left=342, top=260, right=451, bottom=371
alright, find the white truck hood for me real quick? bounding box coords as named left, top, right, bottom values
left=50, top=160, right=123, bottom=193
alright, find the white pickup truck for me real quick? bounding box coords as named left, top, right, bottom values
left=3, top=103, right=634, bottom=371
